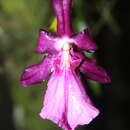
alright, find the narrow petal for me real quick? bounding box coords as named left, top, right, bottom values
left=52, top=0, right=72, bottom=36
left=36, top=30, right=58, bottom=54
left=72, top=29, right=97, bottom=52
left=79, top=59, right=111, bottom=83
left=67, top=70, right=99, bottom=129
left=20, top=55, right=53, bottom=87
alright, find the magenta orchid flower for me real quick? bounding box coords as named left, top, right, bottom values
left=20, top=0, right=111, bottom=130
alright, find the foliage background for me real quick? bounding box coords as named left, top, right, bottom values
left=0, top=0, right=130, bottom=130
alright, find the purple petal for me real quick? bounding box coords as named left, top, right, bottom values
left=79, top=59, right=111, bottom=83
left=36, top=30, right=58, bottom=54
left=52, top=0, right=72, bottom=36
left=72, top=29, right=97, bottom=52
left=20, top=55, right=53, bottom=87
left=40, top=69, right=99, bottom=130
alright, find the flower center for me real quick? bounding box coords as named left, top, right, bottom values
left=62, top=42, right=70, bottom=69
left=56, top=37, right=74, bottom=69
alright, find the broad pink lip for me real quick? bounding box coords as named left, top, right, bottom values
left=40, top=68, right=99, bottom=130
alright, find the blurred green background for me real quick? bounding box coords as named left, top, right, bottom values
left=0, top=0, right=130, bottom=130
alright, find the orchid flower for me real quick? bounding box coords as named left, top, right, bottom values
left=20, top=0, right=111, bottom=130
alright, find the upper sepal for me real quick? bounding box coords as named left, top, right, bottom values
left=36, top=30, right=58, bottom=54
left=79, top=58, right=111, bottom=83
left=20, top=55, right=53, bottom=87
left=52, top=0, right=72, bottom=36
left=72, top=29, right=97, bottom=52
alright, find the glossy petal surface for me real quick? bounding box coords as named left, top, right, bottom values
left=72, top=29, right=97, bottom=52
left=52, top=0, right=72, bottom=36
left=20, top=55, right=53, bottom=87
left=80, top=59, right=111, bottom=83
left=36, top=30, right=58, bottom=54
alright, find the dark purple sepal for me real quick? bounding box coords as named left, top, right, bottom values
left=72, top=29, right=97, bottom=52
left=36, top=30, right=58, bottom=54
left=52, top=0, right=72, bottom=36
left=20, top=55, right=53, bottom=87
left=62, top=0, right=73, bottom=36
left=79, top=58, right=111, bottom=83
